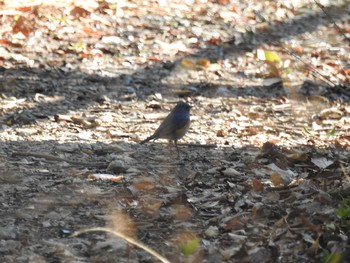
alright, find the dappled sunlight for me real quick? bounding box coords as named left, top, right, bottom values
left=1, top=0, right=350, bottom=262
left=109, top=211, right=137, bottom=238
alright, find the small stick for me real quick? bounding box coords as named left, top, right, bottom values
left=313, top=0, right=350, bottom=45
left=140, top=142, right=217, bottom=148
left=178, top=143, right=217, bottom=148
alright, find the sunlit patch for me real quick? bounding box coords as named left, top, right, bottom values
left=109, top=211, right=136, bottom=238
left=132, top=177, right=155, bottom=192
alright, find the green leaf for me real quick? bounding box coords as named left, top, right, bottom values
left=336, top=198, right=350, bottom=220
left=321, top=251, right=343, bottom=263
left=303, top=126, right=313, bottom=135
left=327, top=127, right=336, bottom=137
left=264, top=50, right=281, bottom=63
left=337, top=207, right=350, bottom=220
left=180, top=238, right=200, bottom=256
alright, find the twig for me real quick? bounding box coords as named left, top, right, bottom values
left=71, top=227, right=171, bottom=263
left=179, top=143, right=217, bottom=148
left=11, top=152, right=107, bottom=168
left=275, top=42, right=337, bottom=87
left=313, top=0, right=350, bottom=46
left=141, top=142, right=217, bottom=148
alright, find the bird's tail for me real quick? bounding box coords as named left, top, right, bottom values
left=140, top=134, right=157, bottom=144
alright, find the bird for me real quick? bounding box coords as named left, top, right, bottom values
left=140, top=101, right=191, bottom=148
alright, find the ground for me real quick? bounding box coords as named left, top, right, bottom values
left=0, top=0, right=350, bottom=262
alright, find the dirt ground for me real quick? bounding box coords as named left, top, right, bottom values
left=0, top=0, right=350, bottom=262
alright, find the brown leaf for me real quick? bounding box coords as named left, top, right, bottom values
left=0, top=39, right=22, bottom=47
left=285, top=149, right=309, bottom=162
left=12, top=16, right=34, bottom=37
left=274, top=216, right=286, bottom=227
left=141, top=197, right=163, bottom=213
left=207, top=37, right=222, bottom=45
left=133, top=178, right=155, bottom=192
left=216, top=128, right=228, bottom=137
left=171, top=204, right=193, bottom=221
left=70, top=6, right=91, bottom=18
left=300, top=215, right=321, bottom=233
left=270, top=172, right=285, bottom=186
left=180, top=58, right=197, bottom=70
left=196, top=58, right=211, bottom=68
left=225, top=216, right=245, bottom=230
left=252, top=178, right=263, bottom=191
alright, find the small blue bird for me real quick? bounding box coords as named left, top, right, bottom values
left=140, top=102, right=191, bottom=147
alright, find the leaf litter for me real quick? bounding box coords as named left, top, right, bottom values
left=0, top=0, right=350, bottom=262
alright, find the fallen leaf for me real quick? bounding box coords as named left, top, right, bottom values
left=180, top=58, right=197, bottom=70
left=133, top=178, right=155, bottom=191
left=274, top=217, right=286, bottom=227
left=207, top=37, right=222, bottom=45
left=225, top=216, right=245, bottom=230
left=88, top=174, right=124, bottom=182
left=12, top=15, right=34, bottom=37
left=257, top=49, right=281, bottom=63
left=270, top=172, right=285, bottom=186
left=252, top=178, right=263, bottom=191
left=311, top=157, right=334, bottom=169
left=223, top=167, right=242, bottom=176
left=180, top=237, right=200, bottom=256
left=70, top=6, right=91, bottom=18
left=196, top=58, right=211, bottom=68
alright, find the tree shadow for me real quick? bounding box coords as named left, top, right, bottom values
left=0, top=138, right=349, bottom=262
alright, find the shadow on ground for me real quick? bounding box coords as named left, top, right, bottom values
left=0, top=138, right=349, bottom=262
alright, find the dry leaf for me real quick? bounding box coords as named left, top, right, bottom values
left=196, top=58, right=211, bottom=68
left=70, top=6, right=91, bottom=18
left=12, top=15, right=34, bottom=37
left=223, top=167, right=241, bottom=176
left=311, top=157, right=334, bottom=169
left=270, top=172, right=285, bottom=186
left=171, top=204, right=193, bottom=221
left=141, top=197, right=163, bottom=212
left=133, top=178, right=155, bottom=191
left=88, top=174, right=124, bottom=182
left=286, top=150, right=309, bottom=161
left=225, top=216, right=245, bottom=230
left=207, top=37, right=222, bottom=45
left=252, top=178, right=263, bottom=191
left=274, top=217, right=286, bottom=227
left=217, top=128, right=228, bottom=137
left=180, top=58, right=197, bottom=70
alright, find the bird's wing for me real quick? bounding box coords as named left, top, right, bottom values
left=154, top=112, right=189, bottom=138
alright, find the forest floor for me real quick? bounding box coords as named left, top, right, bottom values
left=0, top=0, right=350, bottom=262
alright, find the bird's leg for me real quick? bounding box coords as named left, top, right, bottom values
left=174, top=140, right=181, bottom=158
left=167, top=140, right=173, bottom=154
